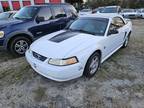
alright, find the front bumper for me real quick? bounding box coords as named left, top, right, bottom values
left=25, top=51, right=83, bottom=82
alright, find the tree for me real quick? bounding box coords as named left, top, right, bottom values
left=65, top=0, right=83, bottom=4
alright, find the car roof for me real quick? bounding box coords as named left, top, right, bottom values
left=104, top=6, right=120, bottom=8
left=25, top=3, right=71, bottom=7
left=80, top=13, right=122, bottom=19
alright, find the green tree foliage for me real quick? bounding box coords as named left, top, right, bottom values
left=65, top=0, right=83, bottom=4
left=3, top=7, right=11, bottom=12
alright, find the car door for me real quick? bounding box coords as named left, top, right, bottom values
left=114, top=17, right=127, bottom=46
left=103, top=17, right=126, bottom=57
left=30, top=6, right=59, bottom=38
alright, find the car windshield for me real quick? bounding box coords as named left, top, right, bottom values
left=98, top=7, right=104, bottom=13
left=0, top=12, right=10, bottom=20
left=67, top=18, right=109, bottom=36
left=14, top=7, right=39, bottom=20
left=101, top=7, right=117, bottom=13
left=80, top=9, right=91, bottom=12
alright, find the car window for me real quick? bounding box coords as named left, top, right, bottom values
left=38, top=7, right=53, bottom=21
left=14, top=7, right=39, bottom=20
left=64, top=5, right=77, bottom=17
left=112, top=17, right=125, bottom=28
left=109, top=23, right=118, bottom=31
left=52, top=6, right=66, bottom=18
left=101, top=7, right=118, bottom=13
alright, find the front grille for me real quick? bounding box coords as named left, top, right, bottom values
left=129, top=15, right=135, bottom=17
left=32, top=51, right=47, bottom=62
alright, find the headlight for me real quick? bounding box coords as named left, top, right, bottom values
left=48, top=57, right=78, bottom=66
left=0, top=31, right=4, bottom=38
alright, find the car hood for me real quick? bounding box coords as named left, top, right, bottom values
left=30, top=30, right=103, bottom=58
left=0, top=19, right=27, bottom=29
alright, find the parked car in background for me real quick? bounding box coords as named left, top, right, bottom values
left=121, top=9, right=139, bottom=19
left=0, top=3, right=77, bottom=56
left=78, top=9, right=92, bottom=16
left=0, top=11, right=17, bottom=20
left=141, top=9, right=144, bottom=18
left=92, top=7, right=104, bottom=14
left=100, top=6, right=121, bottom=13
left=137, top=8, right=144, bottom=18
left=26, top=14, right=132, bottom=82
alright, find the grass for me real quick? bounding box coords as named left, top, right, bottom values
left=0, top=63, right=33, bottom=85
left=0, top=49, right=16, bottom=62
left=33, top=87, right=47, bottom=102
left=131, top=84, right=144, bottom=94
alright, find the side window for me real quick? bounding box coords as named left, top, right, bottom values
left=65, top=6, right=77, bottom=17
left=109, top=23, right=118, bottom=30
left=37, top=7, right=53, bottom=21
left=52, top=6, right=66, bottom=18
left=112, top=17, right=125, bottom=28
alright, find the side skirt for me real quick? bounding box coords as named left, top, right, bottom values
left=101, top=44, right=123, bottom=63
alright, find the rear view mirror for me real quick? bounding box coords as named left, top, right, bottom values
left=108, top=28, right=119, bottom=35
left=36, top=16, right=44, bottom=23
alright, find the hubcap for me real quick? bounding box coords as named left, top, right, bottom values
left=14, top=40, right=28, bottom=54
left=89, top=56, right=99, bottom=74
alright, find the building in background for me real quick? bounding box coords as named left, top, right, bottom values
left=0, top=0, right=65, bottom=12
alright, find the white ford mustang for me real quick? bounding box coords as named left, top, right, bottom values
left=25, top=14, right=132, bottom=82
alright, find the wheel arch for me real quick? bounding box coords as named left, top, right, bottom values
left=6, top=33, right=33, bottom=50
left=83, top=49, right=102, bottom=76
left=83, top=49, right=102, bottom=68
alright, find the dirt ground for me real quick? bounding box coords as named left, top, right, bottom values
left=0, top=19, right=144, bottom=108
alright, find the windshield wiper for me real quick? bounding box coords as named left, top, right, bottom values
left=78, top=30, right=96, bottom=35
left=69, top=29, right=96, bottom=35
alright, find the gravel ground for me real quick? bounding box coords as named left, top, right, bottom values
left=0, top=19, right=144, bottom=108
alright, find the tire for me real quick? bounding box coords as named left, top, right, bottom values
left=83, top=52, right=101, bottom=78
left=9, top=36, right=31, bottom=56
left=122, top=32, right=131, bottom=48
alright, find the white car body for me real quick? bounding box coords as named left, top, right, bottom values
left=78, top=9, right=92, bottom=16
left=26, top=14, right=132, bottom=82
left=138, top=9, right=144, bottom=18
left=121, top=9, right=138, bottom=18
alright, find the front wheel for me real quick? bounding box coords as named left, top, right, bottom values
left=9, top=36, right=31, bottom=56
left=83, top=52, right=101, bottom=78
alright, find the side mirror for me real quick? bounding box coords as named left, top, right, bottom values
left=36, top=16, right=44, bottom=23
left=108, top=28, right=119, bottom=35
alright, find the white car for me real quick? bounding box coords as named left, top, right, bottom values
left=121, top=9, right=138, bottom=19
left=138, top=9, right=144, bottom=18
left=100, top=6, right=121, bottom=13
left=78, top=9, right=92, bottom=16
left=25, top=14, right=132, bottom=82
